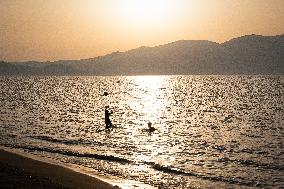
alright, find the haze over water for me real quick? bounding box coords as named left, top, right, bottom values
left=0, top=76, right=283, bottom=188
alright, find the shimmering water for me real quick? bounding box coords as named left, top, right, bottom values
left=0, top=76, right=283, bottom=188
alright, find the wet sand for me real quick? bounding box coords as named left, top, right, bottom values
left=0, top=149, right=118, bottom=189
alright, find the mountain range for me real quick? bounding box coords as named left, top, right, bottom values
left=1, top=34, right=283, bottom=75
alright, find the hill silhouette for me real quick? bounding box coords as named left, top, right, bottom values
left=1, top=34, right=283, bottom=75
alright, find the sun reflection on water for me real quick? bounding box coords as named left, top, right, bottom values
left=130, top=76, right=168, bottom=124
left=123, top=76, right=170, bottom=165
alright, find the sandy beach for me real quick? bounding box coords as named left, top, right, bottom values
left=0, top=148, right=118, bottom=189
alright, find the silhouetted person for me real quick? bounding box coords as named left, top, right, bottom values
left=105, top=106, right=113, bottom=129
left=147, top=122, right=156, bottom=132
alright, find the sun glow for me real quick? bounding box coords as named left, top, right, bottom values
left=119, top=0, right=173, bottom=24
left=106, top=0, right=189, bottom=33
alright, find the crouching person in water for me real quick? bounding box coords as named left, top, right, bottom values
left=105, top=106, right=113, bottom=129
left=147, top=122, right=156, bottom=132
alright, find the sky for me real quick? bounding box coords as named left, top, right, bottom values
left=0, top=0, right=283, bottom=62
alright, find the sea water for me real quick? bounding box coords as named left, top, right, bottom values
left=0, top=76, right=283, bottom=188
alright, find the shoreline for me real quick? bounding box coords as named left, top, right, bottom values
left=0, top=147, right=155, bottom=189
left=0, top=147, right=118, bottom=189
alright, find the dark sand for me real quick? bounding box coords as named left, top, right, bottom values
left=0, top=149, right=118, bottom=189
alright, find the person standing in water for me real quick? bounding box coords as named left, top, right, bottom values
left=105, top=106, right=113, bottom=129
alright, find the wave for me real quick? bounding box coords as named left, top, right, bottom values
left=148, top=163, right=264, bottom=187
left=28, top=135, right=104, bottom=147
left=6, top=144, right=131, bottom=164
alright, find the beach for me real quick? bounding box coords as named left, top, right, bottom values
left=0, top=148, right=118, bottom=189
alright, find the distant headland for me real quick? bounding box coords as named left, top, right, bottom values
left=1, top=34, right=283, bottom=75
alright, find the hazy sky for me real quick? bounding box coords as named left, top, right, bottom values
left=1, top=0, right=283, bottom=62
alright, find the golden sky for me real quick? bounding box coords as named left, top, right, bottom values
left=1, top=0, right=283, bottom=61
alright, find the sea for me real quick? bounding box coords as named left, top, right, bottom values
left=0, top=76, right=283, bottom=188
